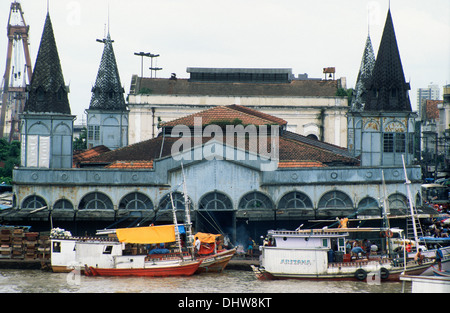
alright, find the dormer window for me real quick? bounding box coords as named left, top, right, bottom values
left=57, top=87, right=65, bottom=101
left=37, top=88, right=45, bottom=101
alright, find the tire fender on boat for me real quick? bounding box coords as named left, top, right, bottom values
left=380, top=267, right=389, bottom=280
left=354, top=269, right=367, bottom=281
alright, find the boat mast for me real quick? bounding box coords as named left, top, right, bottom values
left=402, top=154, right=419, bottom=245
left=381, top=170, right=393, bottom=257
left=169, top=192, right=183, bottom=257
left=181, top=162, right=195, bottom=256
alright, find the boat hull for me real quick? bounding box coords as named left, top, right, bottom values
left=251, top=261, right=432, bottom=282
left=84, top=260, right=202, bottom=277
left=197, top=248, right=236, bottom=273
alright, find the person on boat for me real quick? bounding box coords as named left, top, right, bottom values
left=194, top=237, right=201, bottom=256
left=363, top=239, right=371, bottom=256
left=414, top=248, right=424, bottom=265
left=435, top=247, right=444, bottom=271
left=406, top=243, right=412, bottom=253
left=223, top=234, right=231, bottom=249
left=370, top=243, right=378, bottom=255
left=351, top=246, right=365, bottom=259
left=346, top=241, right=352, bottom=254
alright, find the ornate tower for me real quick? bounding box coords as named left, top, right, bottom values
left=86, top=31, right=128, bottom=150
left=350, top=9, right=416, bottom=167
left=347, top=34, right=376, bottom=157
left=20, top=13, right=75, bottom=169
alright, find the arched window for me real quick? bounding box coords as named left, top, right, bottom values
left=278, top=191, right=313, bottom=209
left=79, top=192, right=113, bottom=210
left=357, top=197, right=380, bottom=216
left=158, top=192, right=192, bottom=211
left=239, top=192, right=273, bottom=210
left=388, top=193, right=407, bottom=210
left=318, top=191, right=353, bottom=209
left=53, top=199, right=74, bottom=210
left=119, top=192, right=153, bottom=211
left=199, top=192, right=233, bottom=211
left=357, top=197, right=378, bottom=210
left=22, top=195, right=47, bottom=210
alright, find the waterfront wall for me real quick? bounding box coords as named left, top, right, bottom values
left=11, top=157, right=422, bottom=224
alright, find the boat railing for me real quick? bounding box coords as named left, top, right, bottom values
left=270, top=229, right=349, bottom=237
left=328, top=258, right=391, bottom=268
left=50, top=236, right=118, bottom=242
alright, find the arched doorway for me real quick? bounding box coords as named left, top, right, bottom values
left=196, top=191, right=234, bottom=238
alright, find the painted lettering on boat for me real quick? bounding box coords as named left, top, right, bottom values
left=280, top=259, right=311, bottom=265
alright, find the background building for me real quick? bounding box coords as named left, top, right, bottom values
left=127, top=67, right=349, bottom=148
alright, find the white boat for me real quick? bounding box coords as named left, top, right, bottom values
left=400, top=274, right=450, bottom=293
left=251, top=227, right=433, bottom=281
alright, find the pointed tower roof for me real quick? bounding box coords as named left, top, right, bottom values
left=351, top=34, right=376, bottom=112
left=24, top=13, right=71, bottom=114
left=363, top=9, right=412, bottom=112
left=89, top=32, right=126, bottom=111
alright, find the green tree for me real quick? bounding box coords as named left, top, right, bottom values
left=73, top=127, right=87, bottom=150
left=0, top=139, right=20, bottom=184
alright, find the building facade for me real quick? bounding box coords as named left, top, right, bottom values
left=127, top=67, right=349, bottom=148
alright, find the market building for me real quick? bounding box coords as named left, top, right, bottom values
left=1, top=8, right=431, bottom=243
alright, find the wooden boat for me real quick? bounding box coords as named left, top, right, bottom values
left=431, top=266, right=450, bottom=278
left=84, top=259, right=202, bottom=277
left=197, top=248, right=237, bottom=273
left=251, top=227, right=433, bottom=282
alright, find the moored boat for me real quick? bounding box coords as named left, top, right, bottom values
left=78, top=224, right=202, bottom=277
left=251, top=227, right=433, bottom=282
left=84, top=259, right=202, bottom=277
left=400, top=273, right=450, bottom=293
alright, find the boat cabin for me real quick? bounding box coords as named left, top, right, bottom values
left=51, top=237, right=123, bottom=272
left=265, top=229, right=347, bottom=252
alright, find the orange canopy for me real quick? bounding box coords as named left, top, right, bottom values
left=116, top=225, right=176, bottom=244
left=195, top=232, right=221, bottom=244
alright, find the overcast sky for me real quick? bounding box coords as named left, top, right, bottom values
left=1, top=0, right=449, bottom=122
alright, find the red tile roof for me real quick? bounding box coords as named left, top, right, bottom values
left=81, top=105, right=359, bottom=169
left=106, top=160, right=153, bottom=169
left=278, top=160, right=326, bottom=168
left=73, top=145, right=110, bottom=167
left=161, top=104, right=287, bottom=127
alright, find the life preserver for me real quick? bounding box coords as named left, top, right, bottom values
left=380, top=230, right=393, bottom=238
left=355, top=269, right=367, bottom=281
left=380, top=267, right=389, bottom=280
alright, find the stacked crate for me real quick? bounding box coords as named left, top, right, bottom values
left=11, top=229, right=24, bottom=259
left=37, top=235, right=50, bottom=261
left=0, top=229, right=11, bottom=259
left=24, top=232, right=39, bottom=260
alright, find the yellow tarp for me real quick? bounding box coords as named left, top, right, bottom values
left=116, top=225, right=176, bottom=244
left=195, top=232, right=221, bottom=244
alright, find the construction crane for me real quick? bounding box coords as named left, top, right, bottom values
left=0, top=1, right=33, bottom=141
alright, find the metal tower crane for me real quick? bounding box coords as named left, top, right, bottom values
left=0, top=1, right=33, bottom=141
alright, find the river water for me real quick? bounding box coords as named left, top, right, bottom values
left=0, top=268, right=410, bottom=293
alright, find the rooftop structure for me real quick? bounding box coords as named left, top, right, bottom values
left=23, top=13, right=70, bottom=115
